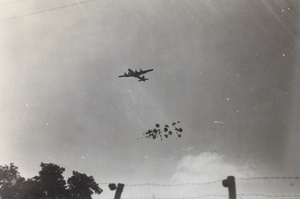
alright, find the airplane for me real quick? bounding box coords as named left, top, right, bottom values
left=118, top=68, right=154, bottom=81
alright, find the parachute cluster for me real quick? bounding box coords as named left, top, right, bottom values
left=142, top=121, right=183, bottom=140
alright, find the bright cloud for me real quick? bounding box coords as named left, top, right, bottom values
left=158, top=152, right=256, bottom=198
left=171, top=152, right=255, bottom=183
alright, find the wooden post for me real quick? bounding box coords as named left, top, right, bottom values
left=108, top=183, right=125, bottom=199
left=222, top=176, right=236, bottom=199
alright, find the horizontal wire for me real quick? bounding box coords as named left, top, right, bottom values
left=98, top=176, right=300, bottom=187
left=121, top=195, right=228, bottom=199
left=236, top=177, right=300, bottom=180
left=239, top=194, right=300, bottom=198
left=124, top=180, right=223, bottom=187
left=104, top=194, right=300, bottom=199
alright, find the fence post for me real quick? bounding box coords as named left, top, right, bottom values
left=109, top=183, right=125, bottom=199
left=222, top=176, right=236, bottom=199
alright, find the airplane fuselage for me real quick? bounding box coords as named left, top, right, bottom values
left=118, top=68, right=153, bottom=82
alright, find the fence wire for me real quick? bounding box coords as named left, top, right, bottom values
left=99, top=176, right=300, bottom=187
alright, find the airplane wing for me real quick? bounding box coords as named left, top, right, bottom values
left=132, top=69, right=154, bottom=76
left=119, top=69, right=153, bottom=80
left=118, top=73, right=131, bottom=78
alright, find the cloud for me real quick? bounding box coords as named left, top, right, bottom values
left=160, top=152, right=256, bottom=198
left=110, top=152, right=256, bottom=199
left=100, top=152, right=300, bottom=199
left=170, top=152, right=255, bottom=183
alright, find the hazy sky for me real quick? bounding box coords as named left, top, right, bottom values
left=1, top=0, right=300, bottom=199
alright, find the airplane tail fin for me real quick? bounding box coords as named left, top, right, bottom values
left=138, top=79, right=148, bottom=82
left=138, top=76, right=148, bottom=82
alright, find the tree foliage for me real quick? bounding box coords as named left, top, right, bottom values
left=0, top=163, right=22, bottom=187
left=0, top=163, right=24, bottom=199
left=68, top=171, right=103, bottom=199
left=38, top=163, right=67, bottom=199
left=18, top=177, right=43, bottom=199
left=0, top=163, right=102, bottom=199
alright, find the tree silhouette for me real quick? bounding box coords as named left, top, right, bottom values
left=0, top=163, right=102, bottom=199
left=38, top=163, right=67, bottom=199
left=67, top=171, right=103, bottom=199
left=0, top=163, right=24, bottom=199
left=18, top=177, right=43, bottom=199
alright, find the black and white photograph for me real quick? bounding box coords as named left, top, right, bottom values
left=1, top=1, right=300, bottom=199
